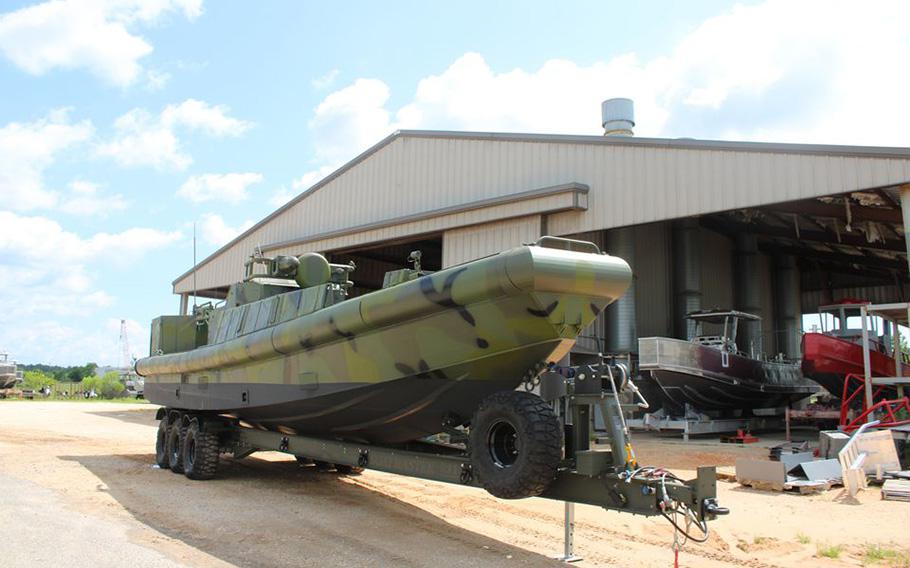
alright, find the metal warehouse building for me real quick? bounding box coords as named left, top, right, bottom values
left=173, top=103, right=910, bottom=362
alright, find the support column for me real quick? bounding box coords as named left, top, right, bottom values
left=605, top=227, right=637, bottom=354
left=734, top=233, right=762, bottom=357
left=673, top=219, right=702, bottom=340
left=179, top=293, right=189, bottom=315
left=901, top=184, right=910, bottom=277
left=773, top=255, right=801, bottom=359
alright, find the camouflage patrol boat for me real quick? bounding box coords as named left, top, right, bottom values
left=137, top=237, right=632, bottom=443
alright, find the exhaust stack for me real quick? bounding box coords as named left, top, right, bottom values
left=601, top=98, right=634, bottom=136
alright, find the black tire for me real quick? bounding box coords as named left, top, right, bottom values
left=334, top=464, right=363, bottom=475
left=183, top=419, right=219, bottom=480
left=314, top=460, right=334, bottom=472
left=155, top=417, right=170, bottom=469
left=295, top=456, right=314, bottom=466
left=469, top=390, right=561, bottom=499
left=167, top=419, right=186, bottom=474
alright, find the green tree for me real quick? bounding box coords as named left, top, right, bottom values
left=23, top=370, right=56, bottom=391
left=100, top=371, right=125, bottom=398
left=81, top=375, right=103, bottom=395
left=65, top=362, right=99, bottom=383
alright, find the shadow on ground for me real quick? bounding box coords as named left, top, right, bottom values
left=62, top=452, right=556, bottom=568
left=89, top=408, right=158, bottom=427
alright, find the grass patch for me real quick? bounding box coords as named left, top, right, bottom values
left=817, top=544, right=844, bottom=559
left=753, top=536, right=771, bottom=545
left=864, top=545, right=910, bottom=566
left=796, top=533, right=811, bottom=544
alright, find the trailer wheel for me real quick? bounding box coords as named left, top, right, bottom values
left=334, top=464, right=363, bottom=475
left=314, top=460, right=334, bottom=472
left=470, top=391, right=561, bottom=499
left=167, top=419, right=186, bottom=474
left=155, top=417, right=170, bottom=469
left=183, top=420, right=219, bottom=480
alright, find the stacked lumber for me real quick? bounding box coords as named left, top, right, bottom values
left=881, top=479, right=910, bottom=501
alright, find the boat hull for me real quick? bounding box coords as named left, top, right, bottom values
left=138, top=244, right=632, bottom=443
left=801, top=333, right=902, bottom=398
left=639, top=337, right=817, bottom=413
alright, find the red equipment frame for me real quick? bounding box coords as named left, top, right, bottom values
left=840, top=373, right=910, bottom=432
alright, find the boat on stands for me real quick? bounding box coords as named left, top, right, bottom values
left=639, top=310, right=818, bottom=414
left=801, top=299, right=905, bottom=398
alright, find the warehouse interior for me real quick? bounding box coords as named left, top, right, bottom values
left=580, top=185, right=909, bottom=365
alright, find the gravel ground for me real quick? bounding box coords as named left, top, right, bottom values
left=1, top=401, right=908, bottom=568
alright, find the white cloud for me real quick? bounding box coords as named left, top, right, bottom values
left=198, top=213, right=254, bottom=247
left=1, top=317, right=150, bottom=366
left=177, top=172, right=263, bottom=203
left=0, top=211, right=182, bottom=264
left=294, top=163, right=340, bottom=191
left=58, top=180, right=128, bottom=216
left=97, top=99, right=252, bottom=170
left=0, top=211, right=182, bottom=325
left=268, top=185, right=294, bottom=207
left=311, top=68, right=339, bottom=90
left=0, top=109, right=94, bottom=211
left=300, top=0, right=910, bottom=172
left=308, top=78, right=393, bottom=164
left=145, top=68, right=171, bottom=90
left=0, top=0, right=202, bottom=88
left=160, top=99, right=251, bottom=137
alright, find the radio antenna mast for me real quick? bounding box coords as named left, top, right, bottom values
left=193, top=221, right=198, bottom=308
left=119, top=319, right=130, bottom=370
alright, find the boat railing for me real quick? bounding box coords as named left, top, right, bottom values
left=532, top=236, right=601, bottom=255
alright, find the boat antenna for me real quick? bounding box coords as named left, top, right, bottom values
left=193, top=221, right=198, bottom=309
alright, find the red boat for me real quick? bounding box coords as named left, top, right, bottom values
left=801, top=300, right=906, bottom=398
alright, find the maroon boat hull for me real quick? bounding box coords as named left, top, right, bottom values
left=639, top=337, right=817, bottom=413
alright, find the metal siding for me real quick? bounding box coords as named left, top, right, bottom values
left=633, top=223, right=672, bottom=337
left=801, top=285, right=909, bottom=313
left=442, top=216, right=541, bottom=268
left=758, top=253, right=776, bottom=355
left=700, top=229, right=733, bottom=312
left=175, top=135, right=910, bottom=292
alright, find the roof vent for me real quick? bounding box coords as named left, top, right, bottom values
left=601, top=98, right=634, bottom=137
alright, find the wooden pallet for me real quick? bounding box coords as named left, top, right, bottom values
left=738, top=478, right=833, bottom=494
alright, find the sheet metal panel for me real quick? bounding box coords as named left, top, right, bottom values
left=633, top=223, right=672, bottom=338
left=441, top=216, right=541, bottom=268
left=758, top=254, right=776, bottom=355
left=700, top=229, right=734, bottom=314
left=175, top=134, right=910, bottom=293
left=801, top=285, right=910, bottom=313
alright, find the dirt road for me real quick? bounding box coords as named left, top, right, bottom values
left=0, top=402, right=907, bottom=568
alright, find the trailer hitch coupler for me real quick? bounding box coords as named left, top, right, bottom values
left=702, top=498, right=730, bottom=519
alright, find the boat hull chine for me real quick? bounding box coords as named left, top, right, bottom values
left=146, top=374, right=524, bottom=444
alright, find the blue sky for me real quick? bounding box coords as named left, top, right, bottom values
left=1, top=0, right=909, bottom=366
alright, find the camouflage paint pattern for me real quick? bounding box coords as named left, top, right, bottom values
left=137, top=242, right=632, bottom=442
